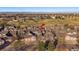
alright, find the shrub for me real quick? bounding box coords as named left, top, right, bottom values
left=38, top=41, right=45, bottom=51
left=13, top=40, right=26, bottom=51
left=48, top=42, right=55, bottom=51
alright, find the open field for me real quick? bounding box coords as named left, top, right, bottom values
left=0, top=13, right=79, bottom=51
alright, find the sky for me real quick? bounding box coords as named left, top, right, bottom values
left=0, top=7, right=79, bottom=13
